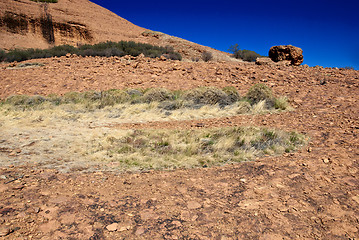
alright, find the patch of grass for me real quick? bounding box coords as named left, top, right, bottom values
left=274, top=96, right=290, bottom=110
left=88, top=127, right=307, bottom=171
left=1, top=85, right=291, bottom=120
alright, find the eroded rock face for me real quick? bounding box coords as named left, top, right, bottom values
left=268, top=45, right=303, bottom=66
left=0, top=11, right=93, bottom=45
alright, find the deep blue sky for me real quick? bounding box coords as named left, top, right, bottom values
left=92, top=0, right=359, bottom=69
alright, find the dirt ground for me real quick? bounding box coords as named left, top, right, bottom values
left=0, top=56, right=358, bottom=239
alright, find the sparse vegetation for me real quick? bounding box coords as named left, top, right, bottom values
left=0, top=49, right=5, bottom=62
left=0, top=84, right=302, bottom=172
left=229, top=43, right=262, bottom=62
left=88, top=127, right=307, bottom=170
left=202, top=51, right=213, bottom=62
left=0, top=41, right=182, bottom=62
left=1, top=85, right=291, bottom=115
left=246, top=83, right=274, bottom=105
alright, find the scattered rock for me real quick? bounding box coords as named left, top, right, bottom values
left=268, top=45, right=304, bottom=66
left=322, top=158, right=330, bottom=164
left=106, top=223, right=118, bottom=232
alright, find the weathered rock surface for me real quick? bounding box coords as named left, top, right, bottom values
left=268, top=45, right=304, bottom=66
left=255, top=57, right=291, bottom=66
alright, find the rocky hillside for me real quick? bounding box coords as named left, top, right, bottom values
left=0, top=0, right=235, bottom=61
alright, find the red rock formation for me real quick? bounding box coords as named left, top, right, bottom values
left=268, top=45, right=304, bottom=66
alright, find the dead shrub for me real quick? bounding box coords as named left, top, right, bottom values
left=202, top=51, right=213, bottom=62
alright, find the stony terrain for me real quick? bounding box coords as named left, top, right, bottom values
left=0, top=55, right=358, bottom=239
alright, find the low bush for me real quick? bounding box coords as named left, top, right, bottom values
left=222, top=86, right=241, bottom=103
left=0, top=41, right=182, bottom=62
left=202, top=51, right=213, bottom=62
left=100, top=89, right=130, bottom=107
left=0, top=49, right=6, bottom=62
left=229, top=43, right=262, bottom=62
left=246, top=83, right=274, bottom=105
left=142, top=88, right=174, bottom=103
left=182, top=87, right=229, bottom=106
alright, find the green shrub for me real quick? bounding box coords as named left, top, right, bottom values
left=183, top=87, right=229, bottom=105
left=100, top=89, right=130, bottom=107
left=1, top=41, right=182, bottom=62
left=0, top=49, right=6, bottom=62
left=142, top=88, right=174, bottom=103
left=222, top=86, right=240, bottom=103
left=246, top=84, right=274, bottom=105
left=62, top=92, right=83, bottom=104
left=5, top=95, right=46, bottom=107
left=239, top=50, right=261, bottom=62
left=229, top=44, right=262, bottom=62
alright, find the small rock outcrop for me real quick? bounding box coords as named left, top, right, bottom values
left=268, top=45, right=303, bottom=66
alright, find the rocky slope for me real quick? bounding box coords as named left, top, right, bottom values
left=0, top=0, right=234, bottom=61
left=0, top=56, right=358, bottom=239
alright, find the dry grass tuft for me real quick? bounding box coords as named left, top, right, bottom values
left=87, top=127, right=307, bottom=171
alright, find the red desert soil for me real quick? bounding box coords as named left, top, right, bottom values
left=0, top=56, right=359, bottom=239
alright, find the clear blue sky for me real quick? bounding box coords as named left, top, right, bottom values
left=92, top=0, right=359, bottom=69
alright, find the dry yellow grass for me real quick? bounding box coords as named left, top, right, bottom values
left=0, top=87, right=299, bottom=172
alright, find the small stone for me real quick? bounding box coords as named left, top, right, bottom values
left=187, top=201, right=201, bottom=209
left=106, top=223, right=118, bottom=232
left=240, top=178, right=246, bottom=183
left=135, top=226, right=145, bottom=235
left=307, top=147, right=312, bottom=152
left=323, top=158, right=330, bottom=164
left=0, top=226, right=11, bottom=237
left=118, top=225, right=131, bottom=232
left=172, top=220, right=182, bottom=227
left=352, top=195, right=359, bottom=204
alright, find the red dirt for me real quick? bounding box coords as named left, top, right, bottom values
left=0, top=56, right=359, bottom=239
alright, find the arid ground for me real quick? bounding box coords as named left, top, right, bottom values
left=0, top=56, right=358, bottom=239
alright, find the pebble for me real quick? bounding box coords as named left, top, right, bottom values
left=106, top=223, right=118, bottom=232
left=0, top=226, right=11, bottom=237
left=187, top=201, right=202, bottom=209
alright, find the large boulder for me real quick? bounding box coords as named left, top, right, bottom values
left=268, top=45, right=303, bottom=66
